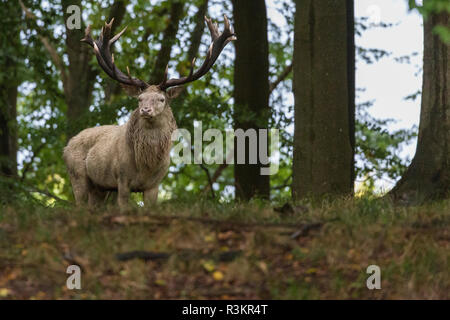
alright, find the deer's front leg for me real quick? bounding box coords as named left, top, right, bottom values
left=144, top=187, right=158, bottom=207
left=118, top=179, right=130, bottom=210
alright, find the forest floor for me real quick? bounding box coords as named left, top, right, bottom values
left=0, top=197, right=449, bottom=300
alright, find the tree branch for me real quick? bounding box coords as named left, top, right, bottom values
left=20, top=142, right=46, bottom=182
left=149, top=1, right=185, bottom=84
left=187, top=0, right=209, bottom=63
left=199, top=163, right=215, bottom=198
left=269, top=63, right=293, bottom=94
left=201, top=150, right=233, bottom=196
left=0, top=173, right=70, bottom=205
left=19, top=0, right=68, bottom=87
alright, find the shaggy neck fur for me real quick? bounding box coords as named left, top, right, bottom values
left=126, top=107, right=176, bottom=170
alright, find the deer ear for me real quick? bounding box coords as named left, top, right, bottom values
left=166, top=86, right=185, bottom=99
left=120, top=84, right=142, bottom=97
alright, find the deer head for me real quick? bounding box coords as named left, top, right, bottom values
left=81, top=15, right=236, bottom=120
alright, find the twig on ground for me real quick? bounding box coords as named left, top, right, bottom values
left=290, top=222, right=324, bottom=239
left=115, top=249, right=242, bottom=262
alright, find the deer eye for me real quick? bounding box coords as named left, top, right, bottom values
left=159, top=98, right=165, bottom=103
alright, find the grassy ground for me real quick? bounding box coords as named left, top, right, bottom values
left=0, top=197, right=449, bottom=299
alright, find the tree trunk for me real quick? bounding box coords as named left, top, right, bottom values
left=232, top=0, right=270, bottom=200
left=149, top=1, right=185, bottom=85
left=61, top=0, right=127, bottom=139
left=0, top=2, right=21, bottom=177
left=0, top=85, right=18, bottom=177
left=187, top=0, right=209, bottom=64
left=292, top=0, right=355, bottom=200
left=389, top=9, right=449, bottom=203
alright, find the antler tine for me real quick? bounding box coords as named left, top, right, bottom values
left=158, top=14, right=236, bottom=90
left=222, top=15, right=236, bottom=42
left=189, top=58, right=196, bottom=78
left=80, top=24, right=94, bottom=46
left=205, top=16, right=220, bottom=41
left=109, top=26, right=127, bottom=46
left=224, top=14, right=230, bottom=31
left=158, top=65, right=169, bottom=88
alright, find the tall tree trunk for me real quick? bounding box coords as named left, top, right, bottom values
left=187, top=0, right=209, bottom=64
left=0, top=1, right=21, bottom=177
left=389, top=9, right=449, bottom=203
left=61, top=0, right=127, bottom=139
left=0, top=84, right=18, bottom=177
left=292, top=0, right=355, bottom=200
left=149, top=1, right=185, bottom=85
left=171, top=0, right=209, bottom=114
left=232, top=0, right=270, bottom=200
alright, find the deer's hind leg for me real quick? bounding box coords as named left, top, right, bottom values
left=68, top=170, right=89, bottom=206
left=88, top=184, right=108, bottom=209
left=144, top=186, right=159, bottom=206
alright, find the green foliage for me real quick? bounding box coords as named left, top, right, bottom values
left=355, top=100, right=417, bottom=191
left=409, top=0, right=450, bottom=43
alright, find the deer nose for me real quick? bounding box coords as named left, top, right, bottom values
left=141, top=106, right=153, bottom=115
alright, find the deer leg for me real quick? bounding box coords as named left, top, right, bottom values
left=88, top=186, right=107, bottom=209
left=118, top=179, right=130, bottom=211
left=144, top=187, right=159, bottom=206
left=70, top=175, right=89, bottom=206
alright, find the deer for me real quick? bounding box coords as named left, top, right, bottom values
left=63, top=15, right=235, bottom=210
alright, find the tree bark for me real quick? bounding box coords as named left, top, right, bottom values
left=0, top=84, right=18, bottom=177
left=389, top=8, right=449, bottom=203
left=171, top=0, right=209, bottom=107
left=292, top=0, right=355, bottom=200
left=187, top=0, right=209, bottom=64
left=61, top=0, right=127, bottom=139
left=149, top=1, right=185, bottom=85
left=0, top=2, right=21, bottom=177
left=232, top=0, right=270, bottom=200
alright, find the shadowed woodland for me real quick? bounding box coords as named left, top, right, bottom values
left=0, top=0, right=449, bottom=299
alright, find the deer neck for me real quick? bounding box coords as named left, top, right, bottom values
left=126, top=107, right=176, bottom=170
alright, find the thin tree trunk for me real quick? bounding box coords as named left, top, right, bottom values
left=232, top=0, right=270, bottom=200
left=172, top=0, right=209, bottom=107
left=61, top=0, right=127, bottom=139
left=292, top=0, right=355, bottom=200
left=149, top=1, right=185, bottom=85
left=0, top=2, right=21, bottom=177
left=0, top=86, right=18, bottom=177
left=187, top=0, right=209, bottom=64
left=389, top=9, right=449, bottom=203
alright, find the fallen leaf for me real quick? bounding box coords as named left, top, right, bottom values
left=306, top=268, right=318, bottom=274
left=202, top=261, right=215, bottom=273
left=213, top=271, right=224, bottom=281
left=218, top=231, right=234, bottom=241
left=285, top=253, right=293, bottom=260
left=257, top=261, right=269, bottom=274
left=0, top=288, right=11, bottom=297
left=155, top=279, right=166, bottom=286
left=30, top=291, right=46, bottom=300
left=119, top=270, right=128, bottom=276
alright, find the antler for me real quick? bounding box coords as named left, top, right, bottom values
left=81, top=18, right=149, bottom=90
left=158, top=14, right=236, bottom=91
